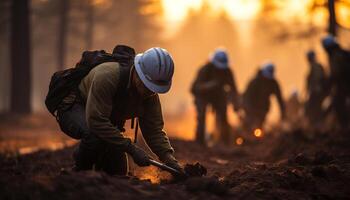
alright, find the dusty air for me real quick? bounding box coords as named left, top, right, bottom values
left=0, top=0, right=350, bottom=199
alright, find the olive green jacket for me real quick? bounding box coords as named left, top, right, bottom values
left=79, top=62, right=174, bottom=157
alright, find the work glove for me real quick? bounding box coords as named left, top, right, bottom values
left=126, top=144, right=151, bottom=167
left=159, top=153, right=184, bottom=174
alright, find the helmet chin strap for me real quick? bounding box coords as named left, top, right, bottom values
left=130, top=118, right=139, bottom=144
left=129, top=66, right=139, bottom=144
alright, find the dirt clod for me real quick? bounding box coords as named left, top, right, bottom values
left=184, top=162, right=207, bottom=177
left=185, top=176, right=229, bottom=195
left=1, top=128, right=350, bottom=199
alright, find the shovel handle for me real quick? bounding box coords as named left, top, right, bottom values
left=149, top=159, right=183, bottom=176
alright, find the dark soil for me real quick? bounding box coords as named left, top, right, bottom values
left=1, top=128, right=350, bottom=199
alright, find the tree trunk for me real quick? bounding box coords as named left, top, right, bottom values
left=328, top=0, right=337, bottom=36
left=57, top=0, right=69, bottom=70
left=85, top=0, right=94, bottom=50
left=10, top=0, right=31, bottom=114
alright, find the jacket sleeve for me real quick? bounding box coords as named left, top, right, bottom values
left=85, top=67, right=131, bottom=150
left=273, top=80, right=285, bottom=118
left=139, top=95, right=174, bottom=157
left=191, top=65, right=216, bottom=95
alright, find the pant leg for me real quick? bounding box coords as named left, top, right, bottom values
left=195, top=99, right=207, bottom=145
left=306, top=92, right=325, bottom=126
left=57, top=103, right=88, bottom=139
left=214, top=102, right=230, bottom=144
left=58, top=103, right=127, bottom=173
left=58, top=103, right=98, bottom=170
left=95, top=143, right=128, bottom=175
left=75, top=131, right=104, bottom=170
left=242, top=105, right=266, bottom=133
left=334, top=91, right=348, bottom=129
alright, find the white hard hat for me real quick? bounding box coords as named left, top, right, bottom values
left=134, top=47, right=174, bottom=94
left=322, top=35, right=338, bottom=49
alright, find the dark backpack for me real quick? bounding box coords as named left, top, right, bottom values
left=45, top=45, right=135, bottom=117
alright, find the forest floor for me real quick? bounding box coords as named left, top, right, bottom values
left=1, top=114, right=350, bottom=200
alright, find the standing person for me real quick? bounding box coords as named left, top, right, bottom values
left=322, top=35, right=350, bottom=129
left=55, top=47, right=182, bottom=175
left=241, top=62, right=285, bottom=132
left=191, top=48, right=240, bottom=145
left=286, top=89, right=302, bottom=127
left=304, top=50, right=328, bottom=127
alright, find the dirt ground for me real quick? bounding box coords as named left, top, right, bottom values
left=1, top=115, right=350, bottom=199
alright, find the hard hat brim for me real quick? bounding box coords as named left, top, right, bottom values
left=211, top=60, right=228, bottom=69
left=134, top=54, right=172, bottom=94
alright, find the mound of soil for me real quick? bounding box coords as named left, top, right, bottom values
left=1, top=128, right=350, bottom=199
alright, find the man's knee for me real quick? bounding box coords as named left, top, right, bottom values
left=57, top=103, right=88, bottom=139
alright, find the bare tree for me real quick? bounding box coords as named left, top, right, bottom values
left=85, top=0, right=94, bottom=50
left=328, top=0, right=337, bottom=36
left=10, top=0, right=32, bottom=114
left=57, top=0, right=69, bottom=70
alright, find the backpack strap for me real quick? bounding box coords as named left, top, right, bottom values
left=130, top=117, right=139, bottom=143
left=111, top=44, right=140, bottom=143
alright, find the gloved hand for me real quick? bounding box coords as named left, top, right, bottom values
left=159, top=153, right=184, bottom=174
left=126, top=144, right=150, bottom=167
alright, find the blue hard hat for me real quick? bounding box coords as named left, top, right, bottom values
left=261, top=62, right=275, bottom=79
left=211, top=48, right=229, bottom=69
left=306, top=50, right=315, bottom=60
left=322, top=35, right=338, bottom=49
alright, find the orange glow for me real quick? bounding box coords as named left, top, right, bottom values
left=161, top=0, right=262, bottom=23
left=235, top=137, right=244, bottom=145
left=160, top=0, right=349, bottom=30
left=92, top=0, right=106, bottom=6
left=254, top=128, right=263, bottom=138
left=18, top=140, right=77, bottom=155
left=337, top=1, right=350, bottom=29
left=135, top=166, right=166, bottom=184
left=270, top=0, right=314, bottom=21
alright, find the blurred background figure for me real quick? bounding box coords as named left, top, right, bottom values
left=1, top=0, right=350, bottom=151
left=191, top=48, right=240, bottom=145
left=241, top=62, right=285, bottom=133
left=322, top=35, right=350, bottom=130
left=285, top=88, right=303, bottom=127
left=304, top=50, right=328, bottom=128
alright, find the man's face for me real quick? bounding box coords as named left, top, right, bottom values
left=132, top=69, right=156, bottom=99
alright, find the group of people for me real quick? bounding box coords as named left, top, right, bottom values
left=191, top=49, right=285, bottom=145
left=51, top=35, right=349, bottom=176
left=191, top=35, right=350, bottom=145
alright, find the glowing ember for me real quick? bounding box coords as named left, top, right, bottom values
left=136, top=166, right=165, bottom=184
left=235, top=137, right=244, bottom=145
left=17, top=140, right=77, bottom=155
left=254, top=129, right=263, bottom=138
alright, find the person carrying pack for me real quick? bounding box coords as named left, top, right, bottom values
left=241, top=62, right=285, bottom=132
left=45, top=45, right=182, bottom=175
left=191, top=48, right=240, bottom=146
left=322, top=35, right=350, bottom=130
left=304, top=50, right=328, bottom=128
